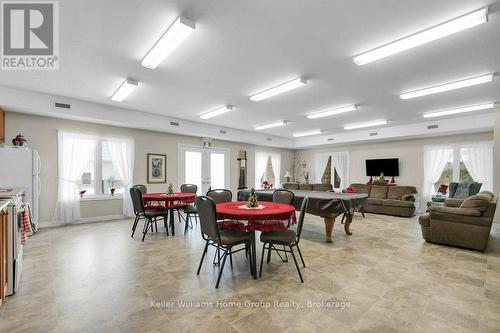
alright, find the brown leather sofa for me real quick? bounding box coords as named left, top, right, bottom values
left=350, top=184, right=417, bottom=217
left=281, top=182, right=333, bottom=192
left=419, top=191, right=497, bottom=251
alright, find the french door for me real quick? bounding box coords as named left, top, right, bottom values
left=178, top=145, right=229, bottom=195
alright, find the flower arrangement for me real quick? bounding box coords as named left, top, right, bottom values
left=261, top=181, right=272, bottom=189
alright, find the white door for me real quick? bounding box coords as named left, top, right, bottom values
left=178, top=145, right=229, bottom=195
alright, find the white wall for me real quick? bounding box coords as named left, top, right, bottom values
left=4, top=112, right=294, bottom=225
left=295, top=132, right=494, bottom=199
left=494, top=107, right=500, bottom=224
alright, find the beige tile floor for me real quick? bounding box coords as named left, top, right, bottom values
left=1, top=213, right=500, bottom=332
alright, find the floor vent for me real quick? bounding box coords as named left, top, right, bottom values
left=170, top=122, right=179, bottom=126
left=427, top=125, right=438, bottom=129
left=54, top=102, right=71, bottom=110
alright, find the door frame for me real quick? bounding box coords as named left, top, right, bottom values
left=177, top=144, right=230, bottom=194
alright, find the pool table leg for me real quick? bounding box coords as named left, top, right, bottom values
left=344, top=212, right=353, bottom=236
left=323, top=217, right=335, bottom=243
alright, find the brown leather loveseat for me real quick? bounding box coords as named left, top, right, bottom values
left=350, top=183, right=417, bottom=217
left=418, top=191, right=497, bottom=251
left=281, top=182, right=333, bottom=192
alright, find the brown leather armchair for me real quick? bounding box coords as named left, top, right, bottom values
left=419, top=191, right=497, bottom=251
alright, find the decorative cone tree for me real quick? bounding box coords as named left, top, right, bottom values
left=247, top=188, right=259, bottom=208
left=167, top=183, right=174, bottom=195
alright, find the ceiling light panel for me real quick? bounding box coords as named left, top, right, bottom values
left=400, top=74, right=494, bottom=100
left=353, top=7, right=488, bottom=65
left=306, top=105, right=357, bottom=119
left=423, top=103, right=495, bottom=118
left=293, top=130, right=323, bottom=137
left=254, top=121, right=287, bottom=130
left=111, top=79, right=138, bottom=102
left=344, top=120, right=388, bottom=130
left=200, top=105, right=233, bottom=119
left=249, top=78, right=307, bottom=102
left=141, top=16, right=196, bottom=69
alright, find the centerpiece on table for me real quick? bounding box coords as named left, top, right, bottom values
left=166, top=183, right=175, bottom=195
left=247, top=188, right=259, bottom=208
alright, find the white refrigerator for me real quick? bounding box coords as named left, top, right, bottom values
left=0, top=147, right=41, bottom=230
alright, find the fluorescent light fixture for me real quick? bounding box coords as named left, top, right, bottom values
left=353, top=7, right=488, bottom=65
left=111, top=79, right=138, bottom=102
left=400, top=74, right=494, bottom=99
left=307, top=104, right=357, bottom=119
left=141, top=16, right=196, bottom=69
left=200, top=105, right=233, bottom=119
left=254, top=121, right=287, bottom=130
left=344, top=120, right=387, bottom=130
left=293, top=129, right=323, bottom=137
left=423, top=103, right=495, bottom=118
left=249, top=78, right=307, bottom=102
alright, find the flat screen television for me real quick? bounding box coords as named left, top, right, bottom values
left=366, top=158, right=399, bottom=176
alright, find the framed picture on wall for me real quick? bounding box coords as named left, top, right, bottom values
left=147, top=153, right=167, bottom=183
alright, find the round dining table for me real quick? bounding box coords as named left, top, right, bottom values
left=142, top=192, right=196, bottom=236
left=216, top=201, right=296, bottom=279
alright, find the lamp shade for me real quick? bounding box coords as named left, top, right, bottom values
left=284, top=171, right=292, bottom=178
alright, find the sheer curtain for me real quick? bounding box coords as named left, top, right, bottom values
left=255, top=152, right=269, bottom=188
left=315, top=153, right=330, bottom=183
left=461, top=142, right=493, bottom=191
left=331, top=152, right=349, bottom=190
left=105, top=136, right=135, bottom=217
left=270, top=153, right=281, bottom=187
left=54, top=131, right=98, bottom=224
left=423, top=146, right=453, bottom=198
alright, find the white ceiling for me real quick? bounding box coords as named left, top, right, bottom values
left=1, top=0, right=499, bottom=143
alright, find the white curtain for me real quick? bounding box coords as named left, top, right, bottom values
left=461, top=143, right=493, bottom=191
left=331, top=152, right=349, bottom=190
left=314, top=153, right=330, bottom=183
left=105, top=136, right=135, bottom=217
left=54, top=131, right=98, bottom=224
left=270, top=153, right=281, bottom=187
left=255, top=152, right=269, bottom=188
left=423, top=146, right=454, bottom=198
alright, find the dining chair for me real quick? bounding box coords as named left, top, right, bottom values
left=195, top=196, right=253, bottom=288
left=129, top=187, right=168, bottom=241
left=259, top=196, right=309, bottom=282
left=178, top=184, right=198, bottom=233
left=273, top=189, right=295, bottom=205
left=206, top=189, right=232, bottom=203
left=133, top=184, right=147, bottom=194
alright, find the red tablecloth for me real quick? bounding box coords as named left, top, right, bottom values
left=216, top=201, right=296, bottom=231
left=143, top=192, right=196, bottom=209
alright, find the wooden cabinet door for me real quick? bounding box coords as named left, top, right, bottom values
left=0, top=209, right=7, bottom=305
left=0, top=107, right=5, bottom=143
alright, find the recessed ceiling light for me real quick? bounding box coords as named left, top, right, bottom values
left=141, top=16, right=196, bottom=69
left=353, top=7, right=488, bottom=65
left=254, top=121, right=287, bottom=130
left=423, top=103, right=495, bottom=118
left=400, top=74, right=494, bottom=100
left=293, top=130, right=323, bottom=137
left=344, top=120, right=388, bottom=130
left=200, top=105, right=233, bottom=119
left=111, top=79, right=138, bottom=102
left=249, top=78, right=307, bottom=102
left=306, top=105, right=357, bottom=119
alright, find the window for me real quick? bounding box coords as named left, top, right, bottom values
left=427, top=142, right=493, bottom=195
left=321, top=158, right=342, bottom=188
left=255, top=152, right=281, bottom=188
left=75, top=137, right=133, bottom=197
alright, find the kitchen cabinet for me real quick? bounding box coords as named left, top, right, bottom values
left=0, top=107, right=5, bottom=143
left=0, top=208, right=7, bottom=306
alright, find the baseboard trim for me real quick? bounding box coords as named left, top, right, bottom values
left=38, top=214, right=127, bottom=228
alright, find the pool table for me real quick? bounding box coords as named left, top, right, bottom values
left=238, top=189, right=368, bottom=242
